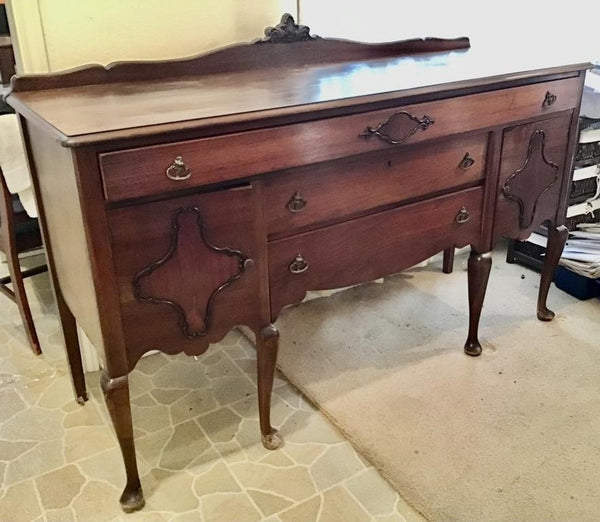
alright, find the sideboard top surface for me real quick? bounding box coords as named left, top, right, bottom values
left=7, top=37, right=591, bottom=146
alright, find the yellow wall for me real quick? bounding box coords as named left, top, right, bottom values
left=7, top=0, right=297, bottom=73
left=4, top=0, right=296, bottom=372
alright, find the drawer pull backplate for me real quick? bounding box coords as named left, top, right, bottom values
left=360, top=111, right=434, bottom=145
left=166, top=156, right=191, bottom=181
left=289, top=253, right=309, bottom=274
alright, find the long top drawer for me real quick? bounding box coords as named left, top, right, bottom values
left=99, top=77, right=581, bottom=202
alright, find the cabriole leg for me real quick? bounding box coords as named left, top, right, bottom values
left=464, top=249, right=492, bottom=356
left=537, top=224, right=568, bottom=321
left=100, top=372, right=144, bottom=513
left=256, top=324, right=283, bottom=450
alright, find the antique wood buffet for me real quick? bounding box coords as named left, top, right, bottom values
left=7, top=15, right=591, bottom=512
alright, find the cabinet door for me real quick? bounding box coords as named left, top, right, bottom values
left=493, top=114, right=573, bottom=242
left=108, top=184, right=263, bottom=368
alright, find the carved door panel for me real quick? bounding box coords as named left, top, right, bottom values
left=108, top=184, right=263, bottom=368
left=493, top=114, right=573, bottom=242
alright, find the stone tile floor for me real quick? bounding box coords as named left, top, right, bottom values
left=0, top=256, right=425, bottom=521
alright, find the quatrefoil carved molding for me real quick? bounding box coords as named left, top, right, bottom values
left=502, top=129, right=559, bottom=229
left=133, top=207, right=252, bottom=339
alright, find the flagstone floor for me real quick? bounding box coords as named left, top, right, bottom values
left=0, top=255, right=424, bottom=521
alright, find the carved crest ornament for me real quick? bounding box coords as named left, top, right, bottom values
left=260, top=13, right=317, bottom=43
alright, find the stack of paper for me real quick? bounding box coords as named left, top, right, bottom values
left=560, top=223, right=600, bottom=278
left=581, top=66, right=600, bottom=119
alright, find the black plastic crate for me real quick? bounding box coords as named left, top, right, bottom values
left=506, top=237, right=546, bottom=272
left=565, top=210, right=600, bottom=231
left=575, top=141, right=600, bottom=164
left=569, top=175, right=598, bottom=204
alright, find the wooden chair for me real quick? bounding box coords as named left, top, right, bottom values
left=0, top=169, right=47, bottom=354
left=0, top=36, right=15, bottom=87
left=0, top=3, right=15, bottom=87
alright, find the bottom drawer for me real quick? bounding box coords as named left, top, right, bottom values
left=269, top=186, right=484, bottom=319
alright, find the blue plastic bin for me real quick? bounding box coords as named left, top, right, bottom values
left=554, top=265, right=600, bottom=300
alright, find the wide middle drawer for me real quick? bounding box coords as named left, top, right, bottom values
left=265, top=133, right=487, bottom=238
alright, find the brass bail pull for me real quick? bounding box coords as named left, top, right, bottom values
left=287, top=192, right=307, bottom=212
left=166, top=156, right=191, bottom=181
left=455, top=207, right=470, bottom=224
left=289, top=253, right=309, bottom=274
left=459, top=153, right=475, bottom=170
left=542, top=91, right=557, bottom=108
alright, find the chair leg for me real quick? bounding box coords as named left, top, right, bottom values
left=4, top=246, right=41, bottom=355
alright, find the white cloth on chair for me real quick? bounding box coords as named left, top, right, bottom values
left=0, top=113, right=37, bottom=218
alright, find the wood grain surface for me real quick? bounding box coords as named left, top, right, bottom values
left=97, top=76, right=580, bottom=201
left=7, top=51, right=586, bottom=145
left=268, top=186, right=485, bottom=319
left=8, top=21, right=590, bottom=512
left=265, top=133, right=487, bottom=238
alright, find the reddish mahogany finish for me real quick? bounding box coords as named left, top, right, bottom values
left=108, top=185, right=263, bottom=369
left=265, top=133, right=487, bottom=238
left=268, top=186, right=485, bottom=319
left=6, top=13, right=590, bottom=512
left=465, top=250, right=492, bottom=356
left=493, top=115, right=573, bottom=241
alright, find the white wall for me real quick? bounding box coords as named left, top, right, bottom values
left=299, top=1, right=598, bottom=63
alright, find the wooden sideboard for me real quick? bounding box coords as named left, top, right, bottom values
left=7, top=14, right=590, bottom=513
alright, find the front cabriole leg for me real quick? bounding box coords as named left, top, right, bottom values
left=464, top=248, right=492, bottom=356
left=100, top=372, right=144, bottom=513
left=537, top=223, right=568, bottom=321
left=256, top=324, right=283, bottom=450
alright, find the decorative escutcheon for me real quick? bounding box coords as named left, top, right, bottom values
left=287, top=192, right=307, bottom=212
left=542, top=91, right=557, bottom=108
left=458, top=152, right=475, bottom=170
left=289, top=253, right=309, bottom=274
left=359, top=111, right=435, bottom=145
left=166, top=156, right=191, bottom=181
left=455, top=207, right=470, bottom=224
